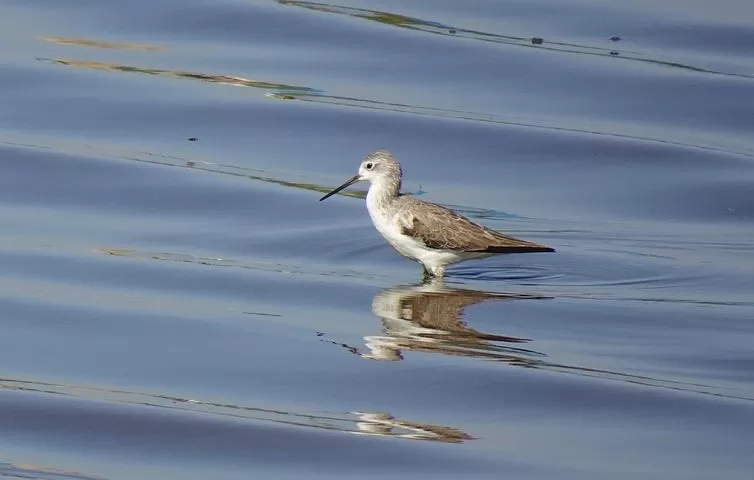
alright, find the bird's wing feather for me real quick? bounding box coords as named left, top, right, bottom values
left=397, top=197, right=554, bottom=253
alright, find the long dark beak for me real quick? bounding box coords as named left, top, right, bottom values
left=319, top=174, right=361, bottom=201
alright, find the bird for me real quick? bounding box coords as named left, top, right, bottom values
left=319, top=150, right=554, bottom=278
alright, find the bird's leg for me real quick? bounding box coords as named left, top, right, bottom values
left=430, top=265, right=445, bottom=278
left=421, top=265, right=432, bottom=283
left=421, top=264, right=445, bottom=282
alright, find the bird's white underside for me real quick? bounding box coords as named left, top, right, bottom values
left=366, top=184, right=490, bottom=276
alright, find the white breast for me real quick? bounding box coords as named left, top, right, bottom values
left=368, top=206, right=425, bottom=261
left=366, top=192, right=461, bottom=268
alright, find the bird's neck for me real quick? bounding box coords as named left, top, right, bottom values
left=366, top=177, right=401, bottom=211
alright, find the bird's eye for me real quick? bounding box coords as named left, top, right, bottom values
left=365, top=162, right=374, bottom=170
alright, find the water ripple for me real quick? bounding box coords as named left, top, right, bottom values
left=0, top=460, right=106, bottom=480
left=0, top=377, right=473, bottom=444
left=278, top=0, right=754, bottom=80
left=37, top=36, right=159, bottom=51
left=321, top=280, right=754, bottom=402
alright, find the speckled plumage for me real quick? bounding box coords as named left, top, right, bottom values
left=320, top=150, right=554, bottom=278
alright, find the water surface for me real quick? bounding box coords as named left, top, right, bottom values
left=1, top=1, right=753, bottom=479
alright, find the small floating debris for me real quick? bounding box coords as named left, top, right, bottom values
left=609, top=36, right=622, bottom=42
left=448, top=29, right=456, bottom=34
left=610, top=51, right=620, bottom=56
left=187, top=137, right=198, bottom=142
left=531, top=37, right=544, bottom=45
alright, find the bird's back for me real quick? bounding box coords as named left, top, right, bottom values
left=394, top=195, right=554, bottom=254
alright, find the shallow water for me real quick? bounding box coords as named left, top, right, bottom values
left=1, top=1, right=754, bottom=479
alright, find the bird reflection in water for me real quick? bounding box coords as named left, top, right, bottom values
left=332, top=280, right=748, bottom=402
left=351, top=411, right=473, bottom=443
left=361, top=278, right=549, bottom=362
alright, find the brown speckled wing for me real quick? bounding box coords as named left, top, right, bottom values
left=399, top=198, right=554, bottom=253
